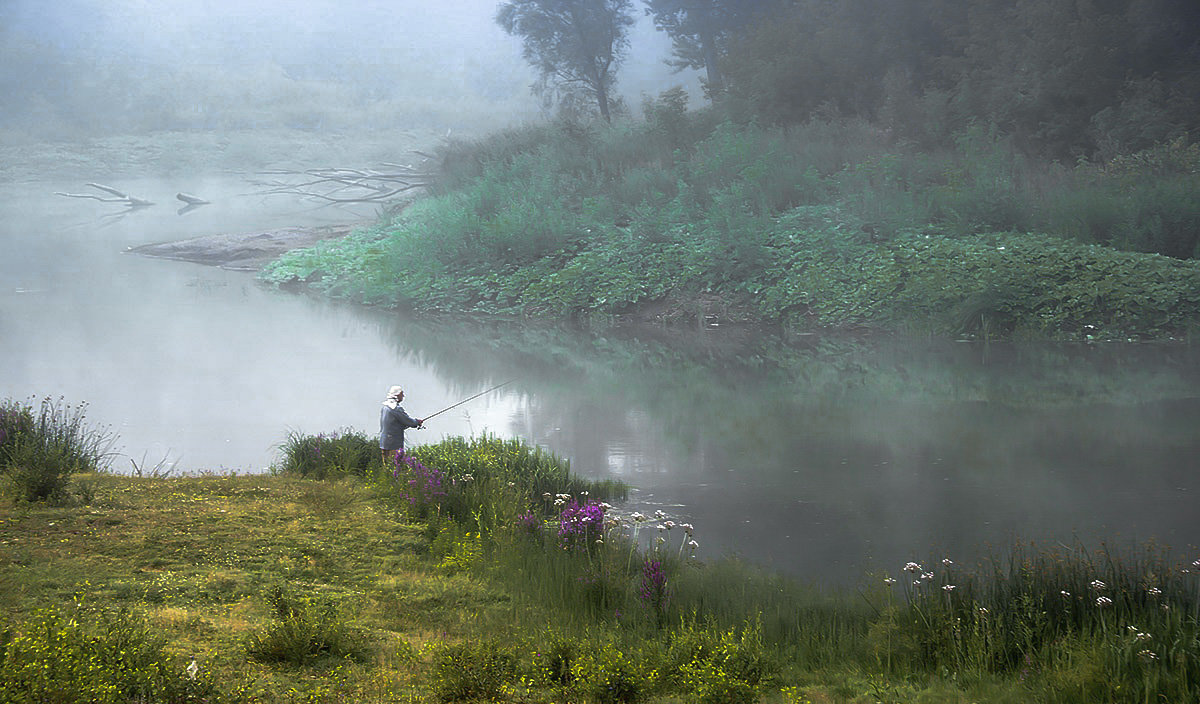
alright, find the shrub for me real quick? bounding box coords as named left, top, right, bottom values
left=571, top=641, right=649, bottom=704
left=431, top=639, right=518, bottom=702
left=245, top=586, right=372, bottom=666
left=275, top=428, right=378, bottom=479
left=0, top=605, right=221, bottom=703
left=0, top=396, right=117, bottom=503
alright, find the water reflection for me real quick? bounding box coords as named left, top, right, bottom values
left=373, top=315, right=1200, bottom=583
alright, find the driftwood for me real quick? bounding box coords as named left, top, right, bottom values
left=176, top=192, right=210, bottom=205
left=250, top=159, right=435, bottom=205
left=54, top=182, right=153, bottom=207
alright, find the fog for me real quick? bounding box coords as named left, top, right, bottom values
left=1, top=0, right=703, bottom=139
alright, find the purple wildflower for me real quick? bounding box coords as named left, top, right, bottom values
left=639, top=558, right=670, bottom=626
left=557, top=499, right=606, bottom=550
left=392, top=451, right=448, bottom=509
left=517, top=511, right=541, bottom=537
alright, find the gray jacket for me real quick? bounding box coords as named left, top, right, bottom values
left=380, top=404, right=421, bottom=451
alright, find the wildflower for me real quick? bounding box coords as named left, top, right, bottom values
left=977, top=607, right=989, bottom=615
left=883, top=577, right=896, bottom=586
left=1136, top=632, right=1151, bottom=641
left=462, top=474, right=474, bottom=482
left=1139, top=649, right=1158, bottom=661
left=639, top=558, right=670, bottom=619
left=654, top=509, right=667, bottom=519
left=687, top=539, right=698, bottom=550
left=1061, top=590, right=1071, bottom=598
left=1090, top=579, right=1106, bottom=591
left=656, top=524, right=667, bottom=532
left=543, top=492, right=552, bottom=499
left=664, top=520, right=676, bottom=530
left=1193, top=558, right=1200, bottom=568
left=1096, top=596, right=1113, bottom=607
left=681, top=523, right=694, bottom=535
left=943, top=584, right=956, bottom=592
left=903, top=561, right=922, bottom=573
left=557, top=499, right=606, bottom=549
left=922, top=572, right=935, bottom=581
left=941, top=558, right=954, bottom=566
left=600, top=502, right=612, bottom=510
left=631, top=512, right=646, bottom=522
left=1147, top=587, right=1163, bottom=598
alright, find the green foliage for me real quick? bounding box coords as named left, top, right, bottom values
left=0, top=396, right=116, bottom=503
left=264, top=113, right=1200, bottom=340
left=757, top=207, right=1200, bottom=339
left=430, top=639, right=518, bottom=702
left=871, top=542, right=1200, bottom=700
left=496, top=0, right=635, bottom=122
left=663, top=618, right=774, bottom=704
left=570, top=640, right=651, bottom=704
left=406, top=433, right=626, bottom=509
left=0, top=604, right=222, bottom=703
left=245, top=586, right=373, bottom=666
left=275, top=428, right=379, bottom=479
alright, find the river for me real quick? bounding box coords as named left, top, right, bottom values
left=4, top=174, right=1198, bottom=584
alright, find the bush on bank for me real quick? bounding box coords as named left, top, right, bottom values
left=0, top=396, right=116, bottom=503
left=261, top=115, right=1200, bottom=340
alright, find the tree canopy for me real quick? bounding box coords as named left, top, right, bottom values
left=642, top=0, right=774, bottom=94
left=496, top=0, right=636, bottom=122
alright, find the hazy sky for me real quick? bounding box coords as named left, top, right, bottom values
left=2, top=0, right=702, bottom=110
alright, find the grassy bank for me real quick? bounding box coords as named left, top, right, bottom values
left=2, top=416, right=1198, bottom=702
left=261, top=116, right=1200, bottom=341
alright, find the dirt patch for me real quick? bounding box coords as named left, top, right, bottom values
left=126, top=224, right=361, bottom=271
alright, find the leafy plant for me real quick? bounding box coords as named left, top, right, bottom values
left=0, top=396, right=117, bottom=503
left=245, top=586, right=372, bottom=666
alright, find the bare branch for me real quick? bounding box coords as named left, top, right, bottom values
left=249, top=160, right=436, bottom=205
left=55, top=182, right=153, bottom=207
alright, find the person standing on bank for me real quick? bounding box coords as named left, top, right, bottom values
left=380, top=385, right=423, bottom=466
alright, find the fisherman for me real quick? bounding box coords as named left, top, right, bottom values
left=380, top=385, right=423, bottom=467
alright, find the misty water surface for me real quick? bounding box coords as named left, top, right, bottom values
left=4, top=178, right=1198, bottom=583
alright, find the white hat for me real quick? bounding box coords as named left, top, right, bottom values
left=387, top=385, right=404, bottom=399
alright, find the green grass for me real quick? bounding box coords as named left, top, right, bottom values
left=1, top=430, right=1197, bottom=702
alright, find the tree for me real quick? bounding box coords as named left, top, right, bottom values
left=642, top=0, right=774, bottom=95
left=497, top=0, right=635, bottom=122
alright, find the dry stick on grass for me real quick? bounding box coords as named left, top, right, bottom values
left=250, top=160, right=435, bottom=205
left=54, top=182, right=154, bottom=207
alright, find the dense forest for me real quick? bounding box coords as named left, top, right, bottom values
left=714, top=0, right=1200, bottom=161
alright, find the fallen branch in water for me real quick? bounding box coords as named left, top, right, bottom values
left=176, top=192, right=210, bottom=206
left=55, top=182, right=153, bottom=207
left=249, top=160, right=435, bottom=205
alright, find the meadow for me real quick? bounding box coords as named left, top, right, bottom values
left=2, top=399, right=1198, bottom=703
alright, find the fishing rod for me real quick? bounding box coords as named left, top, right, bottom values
left=421, top=379, right=516, bottom=424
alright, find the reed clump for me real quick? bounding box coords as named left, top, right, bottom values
left=0, top=395, right=117, bottom=503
